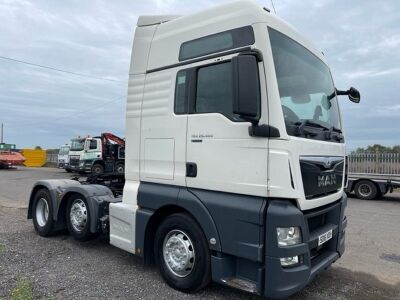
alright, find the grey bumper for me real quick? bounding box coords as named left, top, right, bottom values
left=264, top=194, right=347, bottom=298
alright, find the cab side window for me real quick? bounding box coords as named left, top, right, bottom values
left=174, top=70, right=187, bottom=114
left=89, top=140, right=97, bottom=150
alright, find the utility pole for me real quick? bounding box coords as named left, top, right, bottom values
left=1, top=123, right=3, bottom=143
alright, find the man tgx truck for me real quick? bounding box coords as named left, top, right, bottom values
left=66, top=133, right=125, bottom=175
left=27, top=1, right=360, bottom=298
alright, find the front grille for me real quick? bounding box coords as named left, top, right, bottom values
left=304, top=200, right=342, bottom=263
left=69, top=155, right=80, bottom=166
left=300, top=156, right=344, bottom=199
left=307, top=213, right=326, bottom=232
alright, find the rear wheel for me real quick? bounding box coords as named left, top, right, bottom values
left=115, top=163, right=124, bottom=174
left=32, top=189, right=55, bottom=237
left=354, top=180, right=378, bottom=200
left=66, top=194, right=97, bottom=241
left=91, top=163, right=104, bottom=176
left=154, top=213, right=211, bottom=293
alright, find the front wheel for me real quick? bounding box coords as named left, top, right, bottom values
left=154, top=213, right=211, bottom=293
left=91, top=163, right=104, bottom=176
left=66, top=194, right=97, bottom=241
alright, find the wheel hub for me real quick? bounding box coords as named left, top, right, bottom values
left=70, top=199, right=87, bottom=232
left=163, top=230, right=195, bottom=277
left=359, top=184, right=372, bottom=197
left=35, top=198, right=49, bottom=227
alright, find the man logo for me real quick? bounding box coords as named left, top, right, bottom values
left=318, top=174, right=337, bottom=187
left=322, top=158, right=332, bottom=169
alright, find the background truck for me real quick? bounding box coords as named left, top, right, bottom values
left=346, top=152, right=400, bottom=199
left=27, top=1, right=360, bottom=298
left=0, top=143, right=25, bottom=169
left=57, top=144, right=70, bottom=169
left=66, top=133, right=125, bottom=175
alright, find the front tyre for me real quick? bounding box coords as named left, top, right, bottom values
left=66, top=194, right=97, bottom=241
left=154, top=213, right=211, bottom=293
left=32, top=188, right=55, bottom=237
left=91, top=163, right=104, bottom=176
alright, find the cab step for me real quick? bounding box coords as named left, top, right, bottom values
left=221, top=277, right=257, bottom=294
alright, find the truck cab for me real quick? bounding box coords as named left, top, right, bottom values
left=66, top=137, right=102, bottom=173
left=28, top=1, right=359, bottom=298
left=66, top=134, right=125, bottom=175
left=57, top=145, right=70, bottom=169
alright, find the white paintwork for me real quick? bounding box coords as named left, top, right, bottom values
left=137, top=15, right=181, bottom=27
left=109, top=202, right=137, bottom=254
left=110, top=0, right=350, bottom=251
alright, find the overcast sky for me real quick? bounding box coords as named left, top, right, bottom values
left=0, top=0, right=399, bottom=150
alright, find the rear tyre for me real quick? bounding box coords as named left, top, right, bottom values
left=66, top=194, right=97, bottom=241
left=354, top=180, right=378, bottom=200
left=154, top=213, right=211, bottom=293
left=115, top=163, right=124, bottom=174
left=32, top=189, right=55, bottom=237
left=91, top=164, right=104, bottom=176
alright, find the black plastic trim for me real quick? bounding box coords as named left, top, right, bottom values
left=248, top=124, right=280, bottom=138
left=179, top=26, right=255, bottom=61
left=146, top=46, right=252, bottom=74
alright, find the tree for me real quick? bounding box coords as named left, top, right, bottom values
left=352, top=144, right=400, bottom=154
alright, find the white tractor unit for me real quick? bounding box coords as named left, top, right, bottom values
left=27, top=1, right=360, bottom=298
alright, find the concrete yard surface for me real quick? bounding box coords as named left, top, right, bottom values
left=0, top=167, right=400, bottom=299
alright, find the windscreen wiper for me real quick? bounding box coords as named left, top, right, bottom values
left=294, top=120, right=330, bottom=131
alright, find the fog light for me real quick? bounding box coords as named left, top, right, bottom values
left=280, top=256, right=299, bottom=267
left=277, top=227, right=301, bottom=246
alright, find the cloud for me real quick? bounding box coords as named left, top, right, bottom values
left=0, top=0, right=399, bottom=149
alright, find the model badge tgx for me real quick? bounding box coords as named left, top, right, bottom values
left=27, top=1, right=360, bottom=298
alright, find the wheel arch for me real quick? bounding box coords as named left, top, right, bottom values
left=136, top=184, right=221, bottom=265
left=351, top=178, right=385, bottom=194
left=59, top=184, right=114, bottom=233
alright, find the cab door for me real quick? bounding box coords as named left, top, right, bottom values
left=185, top=56, right=268, bottom=197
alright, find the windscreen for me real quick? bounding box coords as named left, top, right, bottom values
left=269, top=28, right=342, bottom=137
left=70, top=139, right=84, bottom=151
left=59, top=146, right=69, bottom=155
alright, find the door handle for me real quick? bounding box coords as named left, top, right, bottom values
left=186, top=162, right=197, bottom=178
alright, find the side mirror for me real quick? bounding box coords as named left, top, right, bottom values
left=232, top=55, right=261, bottom=124
left=335, top=87, right=360, bottom=103
left=348, top=87, right=360, bottom=103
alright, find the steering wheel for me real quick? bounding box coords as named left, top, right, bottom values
left=282, top=105, right=300, bottom=123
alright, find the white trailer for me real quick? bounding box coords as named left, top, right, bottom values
left=346, top=153, right=400, bottom=199
left=27, top=1, right=360, bottom=298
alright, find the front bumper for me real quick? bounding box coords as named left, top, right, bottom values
left=265, top=194, right=347, bottom=298
left=68, top=160, right=93, bottom=172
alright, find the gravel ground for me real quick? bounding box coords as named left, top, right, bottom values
left=0, top=167, right=400, bottom=299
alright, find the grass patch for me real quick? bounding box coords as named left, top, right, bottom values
left=11, top=279, right=33, bottom=300
left=0, top=243, right=5, bottom=254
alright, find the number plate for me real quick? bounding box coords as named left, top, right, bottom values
left=318, top=229, right=332, bottom=246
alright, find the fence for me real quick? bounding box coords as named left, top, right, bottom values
left=347, top=152, right=400, bottom=175
left=46, top=153, right=58, bottom=164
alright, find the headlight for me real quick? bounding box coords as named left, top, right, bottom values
left=277, top=227, right=301, bottom=247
